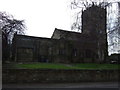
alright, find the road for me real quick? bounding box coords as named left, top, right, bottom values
left=2, top=82, right=119, bottom=89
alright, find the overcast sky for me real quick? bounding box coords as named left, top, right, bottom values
left=0, top=0, right=119, bottom=54
left=0, top=0, right=119, bottom=38
left=0, top=0, right=72, bottom=38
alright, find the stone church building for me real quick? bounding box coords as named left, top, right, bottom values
left=12, top=5, right=108, bottom=63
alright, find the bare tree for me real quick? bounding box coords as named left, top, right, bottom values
left=116, top=2, right=120, bottom=53
left=0, top=12, right=26, bottom=44
left=0, top=12, right=26, bottom=61
left=107, top=2, right=120, bottom=54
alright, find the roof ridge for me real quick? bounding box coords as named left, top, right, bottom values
left=55, top=28, right=81, bottom=34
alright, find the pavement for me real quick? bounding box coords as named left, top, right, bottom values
left=2, top=82, right=120, bottom=88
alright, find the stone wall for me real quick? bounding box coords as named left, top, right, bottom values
left=3, top=69, right=119, bottom=83
left=13, top=34, right=102, bottom=63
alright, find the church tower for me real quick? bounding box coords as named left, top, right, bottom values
left=81, top=5, right=108, bottom=62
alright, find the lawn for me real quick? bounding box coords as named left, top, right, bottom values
left=13, top=63, right=119, bottom=70
left=73, top=63, right=119, bottom=70
left=14, top=63, right=76, bottom=69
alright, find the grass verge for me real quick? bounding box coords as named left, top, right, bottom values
left=12, top=63, right=120, bottom=70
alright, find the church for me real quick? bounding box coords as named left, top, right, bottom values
left=12, top=5, right=108, bottom=63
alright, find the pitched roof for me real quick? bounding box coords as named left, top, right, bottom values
left=51, top=28, right=93, bottom=41
left=51, top=28, right=83, bottom=41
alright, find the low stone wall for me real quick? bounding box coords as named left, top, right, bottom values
left=2, top=69, right=119, bottom=83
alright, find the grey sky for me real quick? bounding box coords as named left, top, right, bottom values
left=0, top=0, right=119, bottom=54
left=0, top=0, right=71, bottom=38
